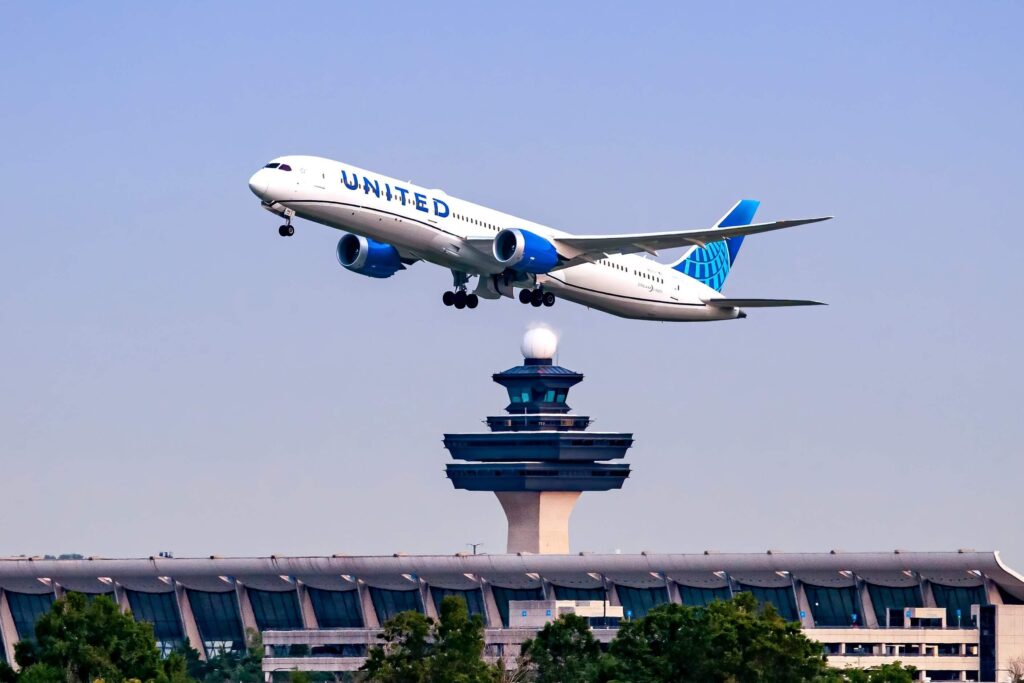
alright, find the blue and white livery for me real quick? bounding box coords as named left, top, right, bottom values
left=248, top=157, right=832, bottom=322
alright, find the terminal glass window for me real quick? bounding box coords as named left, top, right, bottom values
left=369, top=588, right=423, bottom=623
left=552, top=585, right=605, bottom=602
left=931, top=583, right=986, bottom=627
left=307, top=587, right=363, bottom=628
left=616, top=585, right=668, bottom=619
left=248, top=589, right=303, bottom=631
left=6, top=592, right=55, bottom=641
left=736, top=584, right=798, bottom=622
left=678, top=584, right=730, bottom=607
left=186, top=590, right=245, bottom=655
left=866, top=584, right=922, bottom=627
left=431, top=588, right=485, bottom=618
left=491, top=586, right=544, bottom=627
left=803, top=584, right=863, bottom=627
left=998, top=586, right=1024, bottom=605
left=126, top=590, right=185, bottom=655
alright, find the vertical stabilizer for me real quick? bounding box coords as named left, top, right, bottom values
left=672, top=199, right=760, bottom=291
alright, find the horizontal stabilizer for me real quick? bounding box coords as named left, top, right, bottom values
left=703, top=298, right=826, bottom=308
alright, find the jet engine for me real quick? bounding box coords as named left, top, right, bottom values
left=336, top=234, right=404, bottom=278
left=493, top=228, right=560, bottom=274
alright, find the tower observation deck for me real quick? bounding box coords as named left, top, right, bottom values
left=444, top=328, right=633, bottom=554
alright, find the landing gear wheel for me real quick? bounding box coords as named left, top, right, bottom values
left=442, top=291, right=455, bottom=306
left=530, top=289, right=544, bottom=306
left=278, top=224, right=294, bottom=237
left=542, top=291, right=556, bottom=307
left=518, top=289, right=532, bottom=304
left=466, top=293, right=479, bottom=309
left=453, top=290, right=467, bottom=309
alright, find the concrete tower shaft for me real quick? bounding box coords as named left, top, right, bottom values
left=495, top=491, right=581, bottom=555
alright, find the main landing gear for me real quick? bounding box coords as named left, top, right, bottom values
left=442, top=290, right=479, bottom=309
left=443, top=270, right=478, bottom=310
left=519, top=288, right=556, bottom=307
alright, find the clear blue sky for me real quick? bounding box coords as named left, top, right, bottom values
left=2, top=2, right=1022, bottom=564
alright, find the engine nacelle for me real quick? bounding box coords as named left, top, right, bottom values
left=493, top=228, right=559, bottom=274
left=337, top=234, right=404, bottom=278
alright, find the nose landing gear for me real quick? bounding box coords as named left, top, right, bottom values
left=278, top=221, right=294, bottom=237
left=519, top=288, right=555, bottom=307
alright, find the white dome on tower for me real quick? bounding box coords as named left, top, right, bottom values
left=521, top=326, right=558, bottom=361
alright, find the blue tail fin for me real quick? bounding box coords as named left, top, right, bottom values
left=671, top=199, right=759, bottom=291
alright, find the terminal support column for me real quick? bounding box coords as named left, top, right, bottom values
left=495, top=491, right=581, bottom=554
left=0, top=590, right=18, bottom=666
left=174, top=582, right=207, bottom=659
left=356, top=581, right=380, bottom=628
left=295, top=582, right=319, bottom=630
left=793, top=580, right=815, bottom=629
left=235, top=582, right=259, bottom=636
left=480, top=582, right=503, bottom=628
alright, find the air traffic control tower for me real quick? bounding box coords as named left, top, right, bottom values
left=444, top=328, right=633, bottom=554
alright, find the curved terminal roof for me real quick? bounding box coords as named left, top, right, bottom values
left=0, top=551, right=1021, bottom=599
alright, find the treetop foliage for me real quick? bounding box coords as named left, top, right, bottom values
left=361, top=595, right=498, bottom=683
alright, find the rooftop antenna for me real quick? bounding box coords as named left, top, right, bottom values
left=467, top=543, right=484, bottom=555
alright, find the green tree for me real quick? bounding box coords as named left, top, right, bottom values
left=14, top=593, right=163, bottom=683
left=425, top=596, right=496, bottom=683
left=181, top=632, right=263, bottom=683
left=157, top=651, right=196, bottom=683
left=605, top=592, right=830, bottom=683
left=520, top=613, right=604, bottom=683
left=361, top=596, right=497, bottom=683
left=859, top=662, right=917, bottom=683
left=817, top=662, right=917, bottom=683
left=361, top=610, right=432, bottom=682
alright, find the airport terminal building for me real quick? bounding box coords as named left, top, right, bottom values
left=7, top=334, right=1020, bottom=681
left=2, top=550, right=1024, bottom=681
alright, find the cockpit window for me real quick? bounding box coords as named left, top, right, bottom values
left=278, top=164, right=292, bottom=171
left=264, top=162, right=280, bottom=169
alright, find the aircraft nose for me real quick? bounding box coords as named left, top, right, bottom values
left=248, top=170, right=269, bottom=198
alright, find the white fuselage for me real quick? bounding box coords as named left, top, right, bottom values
left=248, top=155, right=740, bottom=322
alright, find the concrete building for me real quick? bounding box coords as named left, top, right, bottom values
left=444, top=327, right=633, bottom=554
left=2, top=551, right=1024, bottom=681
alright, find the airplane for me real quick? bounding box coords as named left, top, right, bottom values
left=247, top=156, right=832, bottom=322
